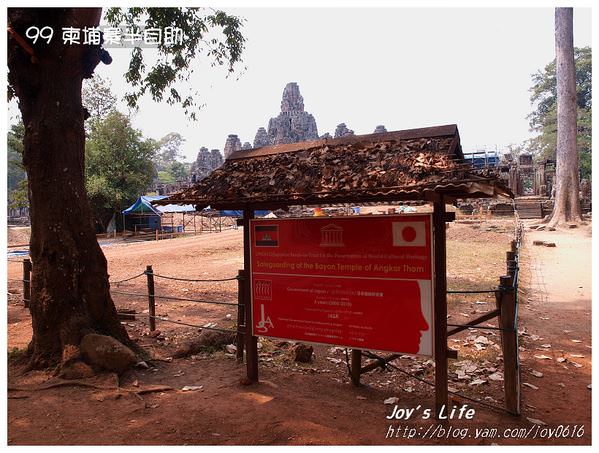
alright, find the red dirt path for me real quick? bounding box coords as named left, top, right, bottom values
left=6, top=220, right=592, bottom=445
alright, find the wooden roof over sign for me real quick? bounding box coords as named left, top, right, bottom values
left=156, top=124, right=513, bottom=210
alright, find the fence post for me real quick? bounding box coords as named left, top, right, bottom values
left=351, top=349, right=362, bottom=386
left=146, top=265, right=156, bottom=331
left=506, top=251, right=517, bottom=278
left=498, top=275, right=520, bottom=415
left=22, top=258, right=31, bottom=308
left=236, top=269, right=246, bottom=362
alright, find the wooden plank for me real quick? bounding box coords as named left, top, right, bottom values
left=446, top=308, right=501, bottom=337
left=433, top=199, right=449, bottom=419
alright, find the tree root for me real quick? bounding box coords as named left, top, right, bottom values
left=8, top=378, right=173, bottom=395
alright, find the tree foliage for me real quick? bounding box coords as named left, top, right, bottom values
left=7, top=121, right=26, bottom=191
left=85, top=111, right=156, bottom=229
left=82, top=74, right=118, bottom=122
left=7, top=122, right=28, bottom=211
left=104, top=7, right=245, bottom=120
left=528, top=46, right=592, bottom=179
left=154, top=132, right=185, bottom=170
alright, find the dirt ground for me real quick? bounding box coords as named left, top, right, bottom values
left=6, top=218, right=592, bottom=445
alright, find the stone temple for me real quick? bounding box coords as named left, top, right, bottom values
left=223, top=134, right=242, bottom=159
left=190, top=82, right=390, bottom=183
left=253, top=82, right=319, bottom=147
left=190, top=147, right=223, bottom=183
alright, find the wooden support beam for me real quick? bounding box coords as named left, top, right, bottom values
left=446, top=308, right=501, bottom=337
left=433, top=199, right=449, bottom=419
left=243, top=208, right=259, bottom=383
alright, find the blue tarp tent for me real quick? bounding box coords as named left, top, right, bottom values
left=219, top=210, right=270, bottom=217
left=122, top=196, right=195, bottom=232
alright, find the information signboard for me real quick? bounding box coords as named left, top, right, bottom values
left=249, top=214, right=434, bottom=356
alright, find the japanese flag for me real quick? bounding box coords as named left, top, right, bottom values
left=392, top=221, right=426, bottom=247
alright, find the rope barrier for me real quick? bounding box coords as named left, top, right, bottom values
left=150, top=272, right=239, bottom=283
left=110, top=272, right=146, bottom=284
left=147, top=315, right=236, bottom=334
left=446, top=289, right=496, bottom=294
left=110, top=290, right=241, bottom=307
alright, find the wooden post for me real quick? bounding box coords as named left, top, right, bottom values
left=236, top=269, right=246, bottom=363
left=22, top=258, right=31, bottom=308
left=351, top=349, right=362, bottom=386
left=506, top=251, right=516, bottom=277
left=146, top=265, right=156, bottom=331
left=433, top=199, right=448, bottom=418
left=498, top=275, right=520, bottom=415
left=507, top=260, right=517, bottom=280
left=511, top=240, right=517, bottom=253
left=243, top=208, right=259, bottom=382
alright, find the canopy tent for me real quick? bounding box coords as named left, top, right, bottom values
left=122, top=195, right=196, bottom=232
left=122, top=195, right=196, bottom=215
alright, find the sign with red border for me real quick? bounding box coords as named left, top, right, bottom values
left=249, top=214, right=434, bottom=356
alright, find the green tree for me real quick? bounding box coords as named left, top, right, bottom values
left=154, top=132, right=185, bottom=171
left=528, top=46, right=591, bottom=180
left=169, top=161, right=190, bottom=180
left=9, top=180, right=29, bottom=211
left=82, top=74, right=117, bottom=123
left=7, top=7, right=245, bottom=371
left=85, top=111, right=157, bottom=230
left=7, top=121, right=26, bottom=191
left=7, top=122, right=28, bottom=216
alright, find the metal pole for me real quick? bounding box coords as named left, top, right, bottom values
left=146, top=265, right=156, bottom=331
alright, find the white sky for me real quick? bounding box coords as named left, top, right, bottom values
left=7, top=7, right=593, bottom=162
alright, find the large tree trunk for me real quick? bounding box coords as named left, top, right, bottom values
left=7, top=8, right=139, bottom=371
left=548, top=7, right=583, bottom=227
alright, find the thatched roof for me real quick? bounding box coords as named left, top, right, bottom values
left=157, top=125, right=512, bottom=210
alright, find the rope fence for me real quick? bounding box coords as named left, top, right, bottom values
left=8, top=258, right=243, bottom=340
left=152, top=273, right=239, bottom=283
left=110, top=289, right=241, bottom=307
